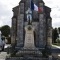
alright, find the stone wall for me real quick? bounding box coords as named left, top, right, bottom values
left=39, top=2, right=46, bottom=48
left=17, top=14, right=24, bottom=47
left=11, top=0, right=52, bottom=49
left=11, top=18, right=17, bottom=45
left=47, top=18, right=52, bottom=48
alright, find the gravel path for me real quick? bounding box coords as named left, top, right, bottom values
left=0, top=52, right=8, bottom=60
left=0, top=44, right=11, bottom=60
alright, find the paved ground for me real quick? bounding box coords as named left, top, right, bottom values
left=0, top=44, right=60, bottom=60
left=52, top=45, right=60, bottom=49
left=0, top=52, right=7, bottom=60
left=0, top=44, right=11, bottom=60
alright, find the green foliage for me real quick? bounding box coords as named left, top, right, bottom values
left=52, top=28, right=59, bottom=43
left=0, top=25, right=10, bottom=37
left=58, top=27, right=60, bottom=34
left=0, top=27, right=1, bottom=30
left=53, top=43, right=60, bottom=46
left=56, top=38, right=60, bottom=43
left=7, top=37, right=11, bottom=44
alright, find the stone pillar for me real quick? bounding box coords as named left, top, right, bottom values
left=47, top=18, right=52, bottom=48
left=19, top=3, right=24, bottom=14
left=0, top=31, right=1, bottom=40
left=39, top=2, right=45, bottom=48
left=11, top=18, right=17, bottom=45
left=17, top=14, right=24, bottom=47
left=16, top=3, right=24, bottom=47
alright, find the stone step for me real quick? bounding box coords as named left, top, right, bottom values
left=6, top=57, right=48, bottom=60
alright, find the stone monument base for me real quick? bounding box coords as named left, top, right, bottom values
left=6, top=57, right=49, bottom=60
left=6, top=47, right=43, bottom=60
left=16, top=48, right=42, bottom=57
left=6, top=50, right=43, bottom=60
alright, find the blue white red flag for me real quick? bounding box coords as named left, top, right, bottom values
left=31, top=1, right=43, bottom=12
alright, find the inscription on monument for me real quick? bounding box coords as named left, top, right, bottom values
left=24, top=25, right=35, bottom=49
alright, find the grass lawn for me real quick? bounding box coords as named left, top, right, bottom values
left=53, top=43, right=60, bottom=46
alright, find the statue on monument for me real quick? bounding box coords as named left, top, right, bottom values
left=26, top=8, right=32, bottom=24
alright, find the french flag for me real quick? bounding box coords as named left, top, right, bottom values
left=31, top=1, right=43, bottom=12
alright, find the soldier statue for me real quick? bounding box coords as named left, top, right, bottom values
left=26, top=8, right=32, bottom=24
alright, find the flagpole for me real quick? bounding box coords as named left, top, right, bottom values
left=30, top=0, right=32, bottom=22
left=30, top=0, right=31, bottom=9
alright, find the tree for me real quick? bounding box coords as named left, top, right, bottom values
left=0, top=25, right=10, bottom=37
left=0, top=27, right=1, bottom=31
left=58, top=27, right=60, bottom=34
left=52, top=28, right=59, bottom=43
left=56, top=38, right=60, bottom=43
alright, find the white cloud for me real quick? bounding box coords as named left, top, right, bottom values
left=52, top=18, right=60, bottom=28
left=0, top=0, right=60, bottom=28
left=0, top=0, right=20, bottom=27
left=44, top=0, right=60, bottom=28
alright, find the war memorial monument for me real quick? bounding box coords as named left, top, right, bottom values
left=6, top=0, right=53, bottom=60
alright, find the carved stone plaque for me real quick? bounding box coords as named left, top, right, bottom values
left=24, top=25, right=35, bottom=49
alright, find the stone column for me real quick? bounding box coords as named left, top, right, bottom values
left=39, top=2, right=45, bottom=48
left=11, top=18, right=17, bottom=45
left=16, top=3, right=24, bottom=47
left=19, top=3, right=24, bottom=14
left=47, top=18, right=52, bottom=48
left=17, top=14, right=24, bottom=47
left=0, top=31, right=1, bottom=37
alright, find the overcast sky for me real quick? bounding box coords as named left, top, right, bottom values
left=0, top=0, right=60, bottom=28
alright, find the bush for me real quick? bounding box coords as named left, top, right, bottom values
left=56, top=38, right=60, bottom=43
left=7, top=37, right=11, bottom=44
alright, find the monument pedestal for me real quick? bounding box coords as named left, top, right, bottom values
left=24, top=25, right=35, bottom=49
left=16, top=25, right=42, bottom=57
left=6, top=25, right=42, bottom=60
